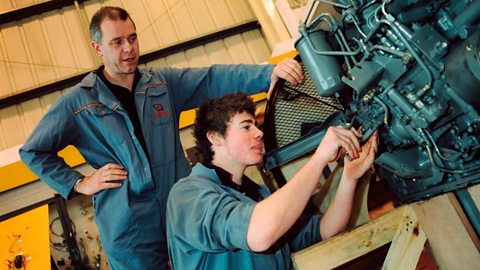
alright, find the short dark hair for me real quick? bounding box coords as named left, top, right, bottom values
left=89, top=6, right=136, bottom=43
left=193, top=93, right=256, bottom=163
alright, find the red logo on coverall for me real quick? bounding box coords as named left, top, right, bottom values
left=153, top=103, right=171, bottom=118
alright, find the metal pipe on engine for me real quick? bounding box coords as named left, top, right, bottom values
left=380, top=19, right=433, bottom=94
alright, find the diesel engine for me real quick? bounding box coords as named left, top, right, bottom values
left=266, top=0, right=480, bottom=203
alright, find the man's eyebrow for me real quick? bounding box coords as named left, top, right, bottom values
left=109, top=37, right=122, bottom=43
left=240, top=119, right=254, bottom=124
left=109, top=33, right=137, bottom=42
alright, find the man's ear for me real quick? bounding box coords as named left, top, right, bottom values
left=207, top=131, right=223, bottom=146
left=92, top=41, right=102, bottom=56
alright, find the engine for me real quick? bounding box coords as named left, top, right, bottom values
left=293, top=0, right=480, bottom=202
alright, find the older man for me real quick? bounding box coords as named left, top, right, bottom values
left=20, top=6, right=303, bottom=270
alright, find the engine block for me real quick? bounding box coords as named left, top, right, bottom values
left=295, top=0, right=480, bottom=201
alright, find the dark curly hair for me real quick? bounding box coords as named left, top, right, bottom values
left=193, top=93, right=256, bottom=163
left=89, top=6, right=136, bottom=43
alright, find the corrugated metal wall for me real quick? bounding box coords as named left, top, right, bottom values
left=0, top=0, right=272, bottom=152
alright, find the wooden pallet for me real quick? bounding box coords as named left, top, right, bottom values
left=292, top=185, right=480, bottom=270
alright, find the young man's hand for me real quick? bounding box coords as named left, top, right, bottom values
left=268, top=58, right=304, bottom=99
left=315, top=125, right=363, bottom=164
left=343, top=130, right=378, bottom=181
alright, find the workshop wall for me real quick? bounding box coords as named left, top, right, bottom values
left=0, top=0, right=270, bottom=151
left=0, top=0, right=278, bottom=269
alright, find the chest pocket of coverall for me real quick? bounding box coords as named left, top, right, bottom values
left=85, top=104, right=127, bottom=146
left=146, top=84, right=174, bottom=126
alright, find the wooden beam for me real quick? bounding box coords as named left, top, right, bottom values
left=292, top=205, right=407, bottom=270
left=292, top=188, right=480, bottom=269
left=382, top=206, right=427, bottom=270
left=411, top=193, right=480, bottom=269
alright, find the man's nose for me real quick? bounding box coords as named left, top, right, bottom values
left=255, top=126, right=264, bottom=139
left=123, top=40, right=133, bottom=52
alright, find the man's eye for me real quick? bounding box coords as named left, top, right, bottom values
left=128, top=35, right=137, bottom=43
left=112, top=40, right=122, bottom=46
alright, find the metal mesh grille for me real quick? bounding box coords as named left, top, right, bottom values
left=271, top=62, right=343, bottom=148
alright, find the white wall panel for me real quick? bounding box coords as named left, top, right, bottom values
left=140, top=57, right=168, bottom=69
left=204, top=40, right=234, bottom=64
left=0, top=0, right=261, bottom=96
left=14, top=0, right=37, bottom=8
left=164, top=51, right=190, bottom=68
left=23, top=18, right=56, bottom=86
left=60, top=7, right=96, bottom=72
left=163, top=0, right=198, bottom=39
left=248, top=0, right=292, bottom=49
left=184, top=46, right=212, bottom=67
left=242, top=30, right=271, bottom=63
left=102, top=0, right=124, bottom=9
left=0, top=32, right=14, bottom=96
left=224, top=0, right=255, bottom=23
left=186, top=0, right=216, bottom=33
left=143, top=0, right=180, bottom=47
left=41, top=91, right=62, bottom=112
left=205, top=0, right=235, bottom=28
left=0, top=0, right=274, bottom=152
left=42, top=11, right=81, bottom=78
left=18, top=98, right=44, bottom=136
left=82, top=0, right=104, bottom=21
left=141, top=29, right=269, bottom=70
left=223, top=34, right=255, bottom=64
left=1, top=23, right=35, bottom=92
left=124, top=0, right=161, bottom=53
left=0, top=28, right=271, bottom=151
left=0, top=106, right=26, bottom=147
left=0, top=7, right=95, bottom=99
left=0, top=2, right=14, bottom=13
left=0, top=90, right=66, bottom=152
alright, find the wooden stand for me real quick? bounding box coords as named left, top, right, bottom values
left=292, top=184, right=480, bottom=270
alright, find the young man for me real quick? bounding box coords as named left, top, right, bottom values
left=19, top=6, right=304, bottom=270
left=167, top=93, right=378, bottom=269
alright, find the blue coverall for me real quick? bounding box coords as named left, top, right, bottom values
left=20, top=64, right=274, bottom=269
left=167, top=163, right=322, bottom=270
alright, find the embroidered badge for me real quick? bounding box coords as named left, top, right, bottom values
left=152, top=103, right=171, bottom=119
left=154, top=104, right=163, bottom=111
